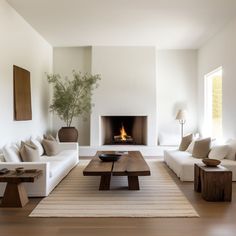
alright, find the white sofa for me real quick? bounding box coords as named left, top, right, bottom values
left=164, top=150, right=236, bottom=181
left=0, top=142, right=79, bottom=197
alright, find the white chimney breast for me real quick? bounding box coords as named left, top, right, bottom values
left=90, top=46, right=157, bottom=146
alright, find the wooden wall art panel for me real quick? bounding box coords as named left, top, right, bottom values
left=13, top=65, right=32, bottom=120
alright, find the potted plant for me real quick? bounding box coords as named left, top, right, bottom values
left=47, top=70, right=101, bottom=142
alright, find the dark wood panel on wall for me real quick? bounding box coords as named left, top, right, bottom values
left=13, top=65, right=32, bottom=120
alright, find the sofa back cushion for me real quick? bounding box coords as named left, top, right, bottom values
left=208, top=145, right=229, bottom=160
left=186, top=140, right=195, bottom=153
left=44, top=134, right=56, bottom=141
left=179, top=134, right=193, bottom=151
left=20, top=142, right=41, bottom=162
left=42, top=139, right=59, bottom=156
left=30, top=139, right=44, bottom=156
left=192, top=138, right=211, bottom=159
left=2, top=144, right=22, bottom=162
left=225, top=139, right=236, bottom=160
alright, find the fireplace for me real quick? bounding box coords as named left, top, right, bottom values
left=101, top=116, right=147, bottom=145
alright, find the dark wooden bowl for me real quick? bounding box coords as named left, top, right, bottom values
left=98, top=154, right=121, bottom=162
left=202, top=158, right=221, bottom=167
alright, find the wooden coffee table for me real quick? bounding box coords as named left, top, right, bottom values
left=83, top=151, right=151, bottom=190
left=0, top=170, right=42, bottom=207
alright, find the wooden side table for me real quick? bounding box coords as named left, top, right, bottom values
left=194, top=163, right=232, bottom=202
left=0, top=170, right=42, bottom=207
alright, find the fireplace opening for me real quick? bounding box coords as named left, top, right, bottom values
left=101, top=116, right=147, bottom=145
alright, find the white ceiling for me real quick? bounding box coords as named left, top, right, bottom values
left=7, top=0, right=236, bottom=49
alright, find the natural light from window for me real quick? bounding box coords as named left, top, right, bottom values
left=204, top=67, right=222, bottom=139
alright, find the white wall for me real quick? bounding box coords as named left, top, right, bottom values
left=198, top=17, right=236, bottom=139
left=0, top=0, right=52, bottom=147
left=91, top=46, right=157, bottom=146
left=53, top=47, right=92, bottom=145
left=157, top=50, right=198, bottom=141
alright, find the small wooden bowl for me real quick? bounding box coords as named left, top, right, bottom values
left=15, top=167, right=25, bottom=174
left=202, top=158, right=221, bottom=167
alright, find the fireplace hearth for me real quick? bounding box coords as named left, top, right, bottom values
left=101, top=116, right=147, bottom=145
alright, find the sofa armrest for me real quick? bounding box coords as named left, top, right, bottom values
left=58, top=142, right=79, bottom=152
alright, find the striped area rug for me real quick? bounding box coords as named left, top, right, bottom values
left=29, top=160, right=199, bottom=217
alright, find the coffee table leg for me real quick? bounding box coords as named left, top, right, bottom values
left=1, top=182, right=29, bottom=207
left=99, top=175, right=111, bottom=190
left=128, top=176, right=140, bottom=190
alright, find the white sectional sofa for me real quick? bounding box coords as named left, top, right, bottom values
left=0, top=142, right=79, bottom=197
left=164, top=150, right=236, bottom=181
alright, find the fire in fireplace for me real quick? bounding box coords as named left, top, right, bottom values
left=114, top=124, right=134, bottom=144
left=101, top=116, right=147, bottom=145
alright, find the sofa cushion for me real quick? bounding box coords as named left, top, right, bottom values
left=2, top=144, right=22, bottom=162
left=192, top=138, right=211, bottom=159
left=41, top=150, right=77, bottom=163
left=186, top=140, right=195, bottom=153
left=164, top=150, right=203, bottom=181
left=225, top=139, right=236, bottom=160
left=208, top=145, right=229, bottom=160
left=20, top=142, right=41, bottom=162
left=179, top=134, right=193, bottom=151
left=42, top=139, right=59, bottom=156
left=30, top=139, right=44, bottom=156
left=44, top=134, right=56, bottom=141
left=48, top=161, right=62, bottom=178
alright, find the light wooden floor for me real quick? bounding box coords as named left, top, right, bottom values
left=0, top=158, right=236, bottom=236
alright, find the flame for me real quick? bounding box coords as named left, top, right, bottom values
left=120, top=124, right=127, bottom=141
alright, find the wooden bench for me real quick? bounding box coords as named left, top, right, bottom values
left=83, top=151, right=151, bottom=190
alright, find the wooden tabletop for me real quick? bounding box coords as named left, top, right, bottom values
left=195, top=163, right=230, bottom=172
left=83, top=151, right=151, bottom=176
left=0, top=170, right=42, bottom=183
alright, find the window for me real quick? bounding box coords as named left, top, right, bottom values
left=204, top=67, right=222, bottom=138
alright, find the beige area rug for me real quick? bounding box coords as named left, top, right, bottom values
left=29, top=160, right=199, bottom=218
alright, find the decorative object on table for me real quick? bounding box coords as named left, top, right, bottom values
left=115, top=151, right=128, bottom=155
left=98, top=153, right=122, bottom=162
left=47, top=71, right=101, bottom=142
left=13, top=65, right=32, bottom=121
left=0, top=168, right=10, bottom=175
left=175, top=109, right=187, bottom=138
left=15, top=167, right=25, bottom=174
left=202, top=158, right=221, bottom=167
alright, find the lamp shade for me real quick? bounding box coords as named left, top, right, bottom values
left=175, top=109, right=187, bottom=120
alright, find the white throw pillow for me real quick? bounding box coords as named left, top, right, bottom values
left=2, top=144, right=22, bottom=162
left=208, top=145, right=229, bottom=160
left=225, top=139, right=236, bottom=160
left=186, top=140, right=195, bottom=154
left=31, top=139, right=44, bottom=156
